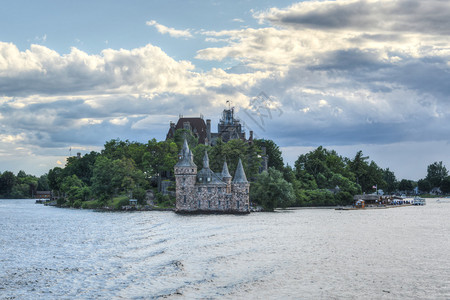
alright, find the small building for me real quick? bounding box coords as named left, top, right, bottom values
left=174, top=138, right=250, bottom=214
left=35, top=191, right=52, bottom=200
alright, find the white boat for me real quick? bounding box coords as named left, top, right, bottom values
left=412, top=196, right=426, bottom=205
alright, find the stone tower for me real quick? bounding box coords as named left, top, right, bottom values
left=174, top=139, right=197, bottom=212
left=174, top=138, right=250, bottom=214
left=221, top=160, right=232, bottom=193
left=231, top=158, right=250, bottom=212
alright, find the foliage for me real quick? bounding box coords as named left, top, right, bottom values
left=250, top=167, right=295, bottom=211
left=112, top=196, right=131, bottom=210
left=253, top=139, right=284, bottom=171
left=440, top=176, right=450, bottom=194
left=426, top=161, right=448, bottom=188
left=383, top=168, right=398, bottom=194
left=154, top=192, right=175, bottom=208
left=398, top=179, right=414, bottom=192
left=206, top=138, right=261, bottom=180
left=0, top=171, right=16, bottom=196
left=417, top=179, right=431, bottom=193
left=0, top=170, right=44, bottom=199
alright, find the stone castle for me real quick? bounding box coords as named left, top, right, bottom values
left=174, top=138, right=250, bottom=214
left=166, top=107, right=252, bottom=146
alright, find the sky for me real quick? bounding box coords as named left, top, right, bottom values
left=1, top=0, right=449, bottom=181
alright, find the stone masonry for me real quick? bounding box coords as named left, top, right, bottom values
left=175, top=138, right=250, bottom=213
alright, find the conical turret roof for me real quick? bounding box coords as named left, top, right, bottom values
left=232, top=158, right=248, bottom=183
left=203, top=150, right=210, bottom=169
left=175, top=138, right=197, bottom=167
left=221, top=160, right=232, bottom=178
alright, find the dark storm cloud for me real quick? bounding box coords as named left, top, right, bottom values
left=264, top=0, right=450, bottom=35
left=309, top=48, right=389, bottom=71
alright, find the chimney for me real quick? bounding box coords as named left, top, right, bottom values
left=206, top=119, right=211, bottom=145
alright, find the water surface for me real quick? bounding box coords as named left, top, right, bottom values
left=1, top=199, right=449, bottom=299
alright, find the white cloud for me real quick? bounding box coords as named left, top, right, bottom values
left=109, top=117, right=129, bottom=126
left=146, top=20, right=193, bottom=38
left=1, top=0, right=450, bottom=178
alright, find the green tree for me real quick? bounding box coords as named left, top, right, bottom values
left=426, top=161, right=448, bottom=188
left=60, top=174, right=85, bottom=206
left=0, top=171, right=16, bottom=196
left=253, top=139, right=284, bottom=171
left=10, top=184, right=29, bottom=199
left=417, top=179, right=431, bottom=193
left=250, top=167, right=295, bottom=211
left=440, top=176, right=450, bottom=194
left=349, top=150, right=369, bottom=188
left=91, top=156, right=116, bottom=200
left=172, top=129, right=198, bottom=150
left=398, top=179, right=414, bottom=193
left=64, top=151, right=99, bottom=185
left=37, top=174, right=50, bottom=191
left=48, top=167, right=64, bottom=193
left=383, top=168, right=398, bottom=194
left=207, top=138, right=261, bottom=180
left=111, top=157, right=147, bottom=195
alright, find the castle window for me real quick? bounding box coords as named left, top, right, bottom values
left=218, top=200, right=221, bottom=207
left=218, top=187, right=222, bottom=193
left=237, top=201, right=240, bottom=209
left=199, top=177, right=202, bottom=182
left=183, top=195, right=186, bottom=204
left=207, top=177, right=211, bottom=182
left=207, top=187, right=212, bottom=193
left=198, top=187, right=201, bottom=192
left=192, top=169, right=194, bottom=172
left=198, top=200, right=201, bottom=208
left=208, top=200, right=211, bottom=208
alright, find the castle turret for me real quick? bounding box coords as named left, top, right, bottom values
left=232, top=158, right=248, bottom=184
left=203, top=150, right=209, bottom=169
left=231, top=158, right=250, bottom=213
left=222, top=160, right=232, bottom=193
left=174, top=138, right=197, bottom=212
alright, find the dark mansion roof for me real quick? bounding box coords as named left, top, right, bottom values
left=166, top=117, right=207, bottom=144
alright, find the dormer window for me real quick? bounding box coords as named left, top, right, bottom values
left=207, top=177, right=211, bottom=182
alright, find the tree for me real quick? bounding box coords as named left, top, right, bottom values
left=426, top=161, right=448, bottom=188
left=64, top=151, right=99, bottom=185
left=60, top=175, right=85, bottom=206
left=207, top=138, right=261, bottom=180
left=250, top=167, right=295, bottom=211
left=48, top=167, right=64, bottom=192
left=398, top=179, right=414, bottom=193
left=440, top=176, right=450, bottom=194
left=253, top=139, right=284, bottom=171
left=111, top=157, right=146, bottom=195
left=349, top=150, right=369, bottom=187
left=417, top=179, right=431, bottom=193
left=37, top=174, right=50, bottom=191
left=0, top=171, right=16, bottom=196
left=383, top=168, right=398, bottom=194
left=91, top=156, right=116, bottom=200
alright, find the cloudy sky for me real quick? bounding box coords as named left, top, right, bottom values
left=1, top=0, right=449, bottom=180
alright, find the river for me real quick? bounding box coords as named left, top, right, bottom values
left=1, top=199, right=449, bottom=299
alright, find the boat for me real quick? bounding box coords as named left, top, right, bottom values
left=412, top=196, right=426, bottom=206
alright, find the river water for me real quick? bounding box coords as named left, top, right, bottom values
left=1, top=199, right=449, bottom=299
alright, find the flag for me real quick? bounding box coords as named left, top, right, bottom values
left=372, top=185, right=377, bottom=189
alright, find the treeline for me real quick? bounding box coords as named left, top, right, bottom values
left=2, top=130, right=449, bottom=211
left=42, top=129, right=261, bottom=209
left=0, top=170, right=49, bottom=199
